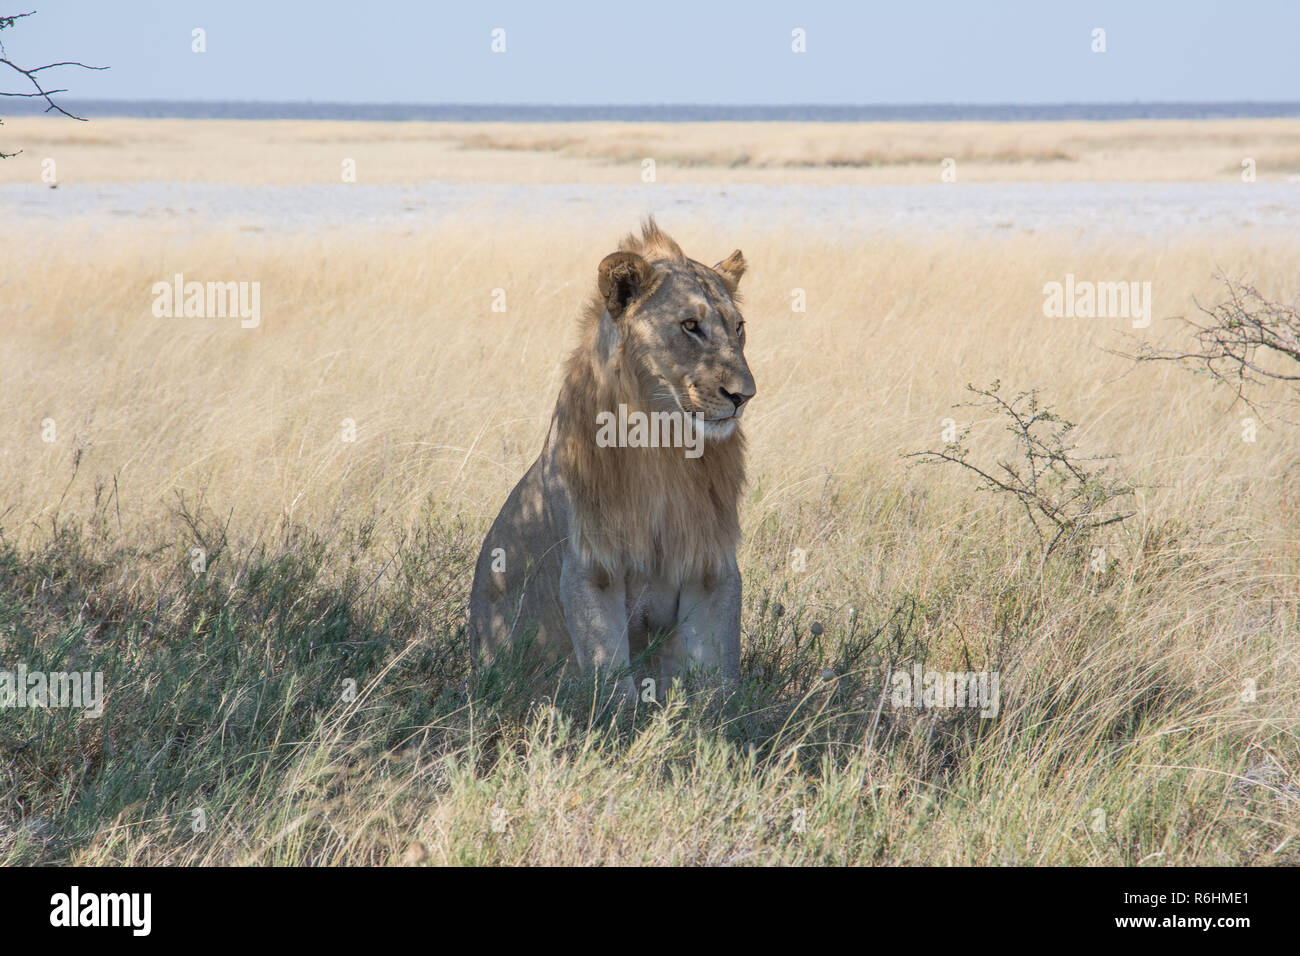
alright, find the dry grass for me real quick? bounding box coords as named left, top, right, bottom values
left=1, top=216, right=1297, bottom=864
left=2, top=116, right=1300, bottom=183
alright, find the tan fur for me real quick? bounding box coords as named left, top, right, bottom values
left=469, top=219, right=756, bottom=694
left=556, top=222, right=747, bottom=588
left=619, top=218, right=686, bottom=263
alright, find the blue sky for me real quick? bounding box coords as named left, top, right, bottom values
left=8, top=1, right=1297, bottom=104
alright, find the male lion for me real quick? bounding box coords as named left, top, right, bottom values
left=468, top=219, right=756, bottom=701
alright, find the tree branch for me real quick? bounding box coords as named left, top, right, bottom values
left=1, top=9, right=108, bottom=158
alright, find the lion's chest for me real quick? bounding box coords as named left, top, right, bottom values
left=623, top=572, right=681, bottom=636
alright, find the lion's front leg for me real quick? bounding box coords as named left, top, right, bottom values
left=673, top=557, right=742, bottom=689
left=559, top=555, right=637, bottom=702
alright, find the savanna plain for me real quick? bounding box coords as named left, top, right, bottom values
left=1, top=117, right=1297, bottom=864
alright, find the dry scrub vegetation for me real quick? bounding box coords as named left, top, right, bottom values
left=2, top=116, right=1299, bottom=183
left=1, top=222, right=1298, bottom=864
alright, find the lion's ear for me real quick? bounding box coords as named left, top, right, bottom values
left=713, top=249, right=746, bottom=294
left=598, top=251, right=654, bottom=320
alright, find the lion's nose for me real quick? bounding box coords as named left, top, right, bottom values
left=719, top=387, right=752, bottom=412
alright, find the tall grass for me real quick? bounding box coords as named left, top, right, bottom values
left=1, top=224, right=1297, bottom=864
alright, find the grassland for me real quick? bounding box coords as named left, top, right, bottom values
left=1, top=118, right=1298, bottom=865
left=2, top=115, right=1300, bottom=184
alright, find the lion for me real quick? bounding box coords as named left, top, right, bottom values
left=468, top=219, right=756, bottom=702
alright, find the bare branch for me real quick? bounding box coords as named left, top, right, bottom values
left=1118, top=276, right=1300, bottom=416
left=0, top=54, right=107, bottom=120
left=905, top=381, right=1135, bottom=564
left=1, top=9, right=108, bottom=156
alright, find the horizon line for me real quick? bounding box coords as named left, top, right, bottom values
left=10, top=97, right=1300, bottom=108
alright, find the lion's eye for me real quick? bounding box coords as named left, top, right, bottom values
left=681, top=319, right=699, bottom=335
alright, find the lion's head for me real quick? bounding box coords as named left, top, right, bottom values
left=593, top=219, right=756, bottom=441
left=553, top=219, right=753, bottom=583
